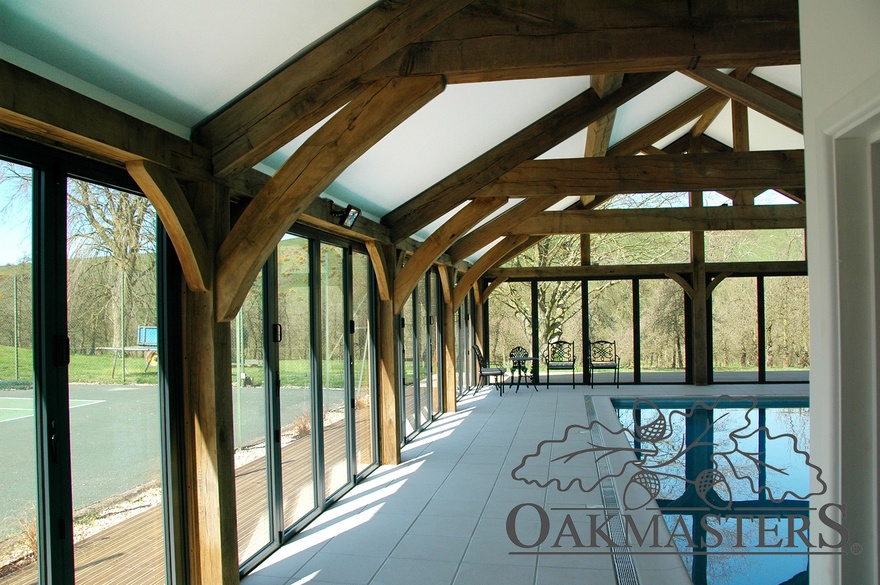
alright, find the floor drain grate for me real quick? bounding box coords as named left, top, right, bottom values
left=585, top=397, right=640, bottom=585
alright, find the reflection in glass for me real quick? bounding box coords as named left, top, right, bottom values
left=278, top=235, right=316, bottom=528
left=0, top=161, right=37, bottom=580
left=66, top=179, right=166, bottom=583
left=232, top=272, right=270, bottom=563
left=352, top=252, right=374, bottom=474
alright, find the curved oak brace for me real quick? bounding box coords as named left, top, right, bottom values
left=436, top=264, right=454, bottom=305
left=482, top=276, right=509, bottom=301
left=126, top=160, right=210, bottom=292
left=215, top=75, right=445, bottom=322
left=364, top=240, right=393, bottom=303
left=393, top=196, right=507, bottom=314
left=665, top=272, right=695, bottom=298
left=453, top=235, right=528, bottom=310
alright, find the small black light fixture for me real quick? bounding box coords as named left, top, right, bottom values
left=331, top=203, right=361, bottom=228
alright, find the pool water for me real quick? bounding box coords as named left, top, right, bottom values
left=615, top=396, right=811, bottom=585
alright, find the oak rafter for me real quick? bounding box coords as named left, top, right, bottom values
left=215, top=75, right=445, bottom=322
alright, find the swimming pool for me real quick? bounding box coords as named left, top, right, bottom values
left=614, top=396, right=813, bottom=585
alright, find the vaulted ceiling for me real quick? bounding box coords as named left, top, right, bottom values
left=0, top=0, right=804, bottom=318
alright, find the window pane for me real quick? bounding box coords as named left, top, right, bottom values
left=352, top=252, right=374, bottom=474
left=764, top=276, right=809, bottom=382
left=712, top=278, right=758, bottom=382
left=588, top=280, right=633, bottom=384
left=429, top=272, right=441, bottom=417
left=278, top=235, right=316, bottom=528
left=66, top=179, right=166, bottom=584
left=401, top=295, right=416, bottom=437
left=417, top=277, right=429, bottom=428
left=320, top=244, right=348, bottom=499
left=639, top=279, right=686, bottom=383
left=0, top=161, right=36, bottom=581
left=232, top=273, right=270, bottom=563
left=538, top=280, right=583, bottom=383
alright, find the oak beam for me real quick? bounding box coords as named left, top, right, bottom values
left=483, top=277, right=508, bottom=301
left=376, top=243, right=402, bottom=464
left=0, top=59, right=213, bottom=180
left=682, top=68, right=803, bottom=133
left=194, top=0, right=472, bottom=178
left=215, top=75, right=445, bottom=322
left=181, top=182, right=239, bottom=585
left=447, top=195, right=564, bottom=263
left=486, top=261, right=806, bottom=281
left=488, top=150, right=805, bottom=199
left=384, top=72, right=671, bottom=242
left=394, top=197, right=507, bottom=314
left=606, top=88, right=729, bottom=157
left=510, top=204, right=805, bottom=236
left=365, top=240, right=392, bottom=303
left=379, top=0, right=799, bottom=82
left=453, top=235, right=527, bottom=310
left=494, top=235, right=545, bottom=269
left=127, top=160, right=210, bottom=292
left=440, top=265, right=457, bottom=413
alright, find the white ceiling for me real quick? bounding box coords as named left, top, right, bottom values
left=0, top=1, right=803, bottom=243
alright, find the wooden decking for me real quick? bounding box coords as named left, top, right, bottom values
left=0, top=414, right=368, bottom=585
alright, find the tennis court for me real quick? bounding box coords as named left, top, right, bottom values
left=0, top=396, right=104, bottom=423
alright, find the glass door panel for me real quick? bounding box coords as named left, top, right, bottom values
left=429, top=272, right=441, bottom=417
left=0, top=161, right=37, bottom=581
left=277, top=235, right=316, bottom=528
left=712, top=278, right=758, bottom=382
left=538, top=280, right=584, bottom=383
left=763, top=276, right=809, bottom=382
left=416, top=278, right=429, bottom=428
left=232, top=273, right=270, bottom=563
left=401, top=295, right=416, bottom=438
left=352, top=252, right=374, bottom=474
left=639, top=279, right=686, bottom=383
left=320, top=244, right=348, bottom=499
left=588, top=280, right=634, bottom=384
left=66, top=179, right=166, bottom=584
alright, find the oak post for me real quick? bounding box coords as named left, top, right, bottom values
left=182, top=181, right=239, bottom=584
left=375, top=243, right=401, bottom=464
left=440, top=266, right=457, bottom=413
left=689, top=138, right=710, bottom=385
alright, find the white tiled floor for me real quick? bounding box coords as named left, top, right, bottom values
left=241, top=381, right=808, bottom=585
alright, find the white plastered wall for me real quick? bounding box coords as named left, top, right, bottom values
left=801, top=0, right=880, bottom=582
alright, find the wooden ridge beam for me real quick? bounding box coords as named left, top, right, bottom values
left=393, top=197, right=507, bottom=314
left=215, top=75, right=445, bottom=322
left=453, top=235, right=527, bottom=310
left=374, top=0, right=799, bottom=83
left=383, top=71, right=671, bottom=242
left=194, top=0, right=472, bottom=178
left=682, top=68, right=803, bottom=133
left=126, top=160, right=210, bottom=292
left=509, top=204, right=805, bottom=236
left=486, top=150, right=805, bottom=198
left=447, top=195, right=564, bottom=263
